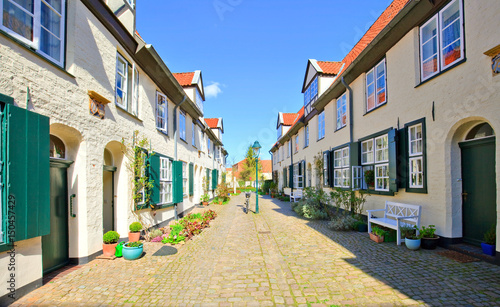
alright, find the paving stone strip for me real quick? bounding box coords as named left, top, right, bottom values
left=12, top=194, right=500, bottom=306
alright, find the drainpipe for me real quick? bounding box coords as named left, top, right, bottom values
left=289, top=136, right=293, bottom=193
left=173, top=95, right=187, bottom=220
left=341, top=77, right=354, bottom=144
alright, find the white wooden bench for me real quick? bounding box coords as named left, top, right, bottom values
left=367, top=201, right=421, bottom=245
left=290, top=190, right=303, bottom=202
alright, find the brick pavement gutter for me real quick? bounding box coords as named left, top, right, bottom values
left=12, top=194, right=500, bottom=306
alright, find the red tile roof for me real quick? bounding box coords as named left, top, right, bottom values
left=173, top=72, right=195, bottom=87
left=204, top=118, right=219, bottom=129
left=291, top=106, right=304, bottom=127
left=260, top=160, right=272, bottom=174
left=232, top=159, right=272, bottom=181
left=317, top=61, right=343, bottom=75
left=282, top=113, right=299, bottom=126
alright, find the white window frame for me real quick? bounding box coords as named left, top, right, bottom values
left=361, top=133, right=389, bottom=191
left=323, top=152, right=328, bottom=186
left=156, top=92, right=168, bottom=132
left=0, top=0, right=66, bottom=66
left=207, top=138, right=211, bottom=156
left=375, top=135, right=389, bottom=163
left=419, top=0, right=464, bottom=81
left=352, top=166, right=362, bottom=191
left=408, top=123, right=424, bottom=188
left=333, top=147, right=350, bottom=188
left=182, top=162, right=188, bottom=197
left=293, top=163, right=303, bottom=189
left=179, top=110, right=186, bottom=141
left=115, top=53, right=139, bottom=116
left=361, top=139, right=374, bottom=165
left=304, top=125, right=309, bottom=147
left=304, top=76, right=318, bottom=106
left=375, top=163, right=389, bottom=191
left=366, top=59, right=386, bottom=112
left=336, top=93, right=347, bottom=130
left=192, top=123, right=196, bottom=147
left=159, top=157, right=172, bottom=204
left=295, top=135, right=299, bottom=153
left=318, top=111, right=325, bottom=140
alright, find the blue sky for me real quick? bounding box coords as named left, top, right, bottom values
left=136, top=0, right=392, bottom=165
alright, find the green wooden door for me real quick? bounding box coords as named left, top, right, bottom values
left=460, top=137, right=496, bottom=245
left=42, top=161, right=71, bottom=274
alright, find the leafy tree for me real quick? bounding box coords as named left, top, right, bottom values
left=238, top=145, right=262, bottom=182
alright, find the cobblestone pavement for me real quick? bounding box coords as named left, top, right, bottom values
left=12, top=195, right=500, bottom=306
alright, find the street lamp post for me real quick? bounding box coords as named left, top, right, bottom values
left=252, top=141, right=262, bottom=214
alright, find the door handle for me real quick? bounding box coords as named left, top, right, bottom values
left=461, top=192, right=468, bottom=202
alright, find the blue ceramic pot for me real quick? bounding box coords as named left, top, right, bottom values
left=405, top=238, right=421, bottom=250
left=481, top=243, right=496, bottom=256
left=122, top=243, right=143, bottom=260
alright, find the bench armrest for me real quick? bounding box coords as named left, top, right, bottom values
left=396, top=216, right=420, bottom=220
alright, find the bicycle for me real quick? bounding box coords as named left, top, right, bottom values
left=245, top=192, right=251, bottom=214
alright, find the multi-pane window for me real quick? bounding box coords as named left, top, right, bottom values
left=323, top=152, right=329, bottom=186
left=277, top=126, right=282, bottom=140
left=182, top=162, right=188, bottom=196
left=287, top=141, right=291, bottom=157
left=420, top=0, right=464, bottom=81
left=1, top=0, right=66, bottom=65
left=304, top=125, right=309, bottom=147
left=304, top=76, right=318, bottom=106
left=295, top=135, right=299, bottom=152
left=293, top=163, right=303, bottom=189
left=192, top=123, right=196, bottom=147
left=136, top=151, right=147, bottom=206
left=116, top=53, right=139, bottom=116
left=366, top=59, right=386, bottom=112
left=207, top=138, right=211, bottom=155
left=318, top=111, right=325, bottom=140
left=156, top=92, right=168, bottom=132
left=333, top=147, right=350, bottom=188
left=361, top=134, right=389, bottom=191
left=409, top=124, right=424, bottom=188
left=179, top=110, right=186, bottom=141
left=336, top=93, right=347, bottom=130
left=159, top=158, right=172, bottom=204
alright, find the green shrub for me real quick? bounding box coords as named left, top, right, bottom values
left=148, top=228, right=163, bottom=240
left=418, top=225, right=437, bottom=238
left=484, top=225, right=496, bottom=245
left=125, top=241, right=143, bottom=248
left=293, top=200, right=328, bottom=220
left=103, top=231, right=120, bottom=244
left=129, top=222, right=142, bottom=232
left=371, top=226, right=388, bottom=237
left=328, top=215, right=358, bottom=231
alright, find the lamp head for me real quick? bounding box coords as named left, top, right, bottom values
left=252, top=141, right=261, bottom=156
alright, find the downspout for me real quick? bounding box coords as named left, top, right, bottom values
left=173, top=95, right=187, bottom=220
left=341, top=77, right=354, bottom=144
left=289, top=136, right=293, bottom=193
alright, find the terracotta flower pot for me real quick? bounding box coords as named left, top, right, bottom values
left=102, top=242, right=118, bottom=257
left=219, top=201, right=222, bottom=205
left=369, top=233, right=384, bottom=243
left=203, top=202, right=209, bottom=206
left=128, top=232, right=141, bottom=242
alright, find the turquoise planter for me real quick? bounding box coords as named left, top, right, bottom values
left=122, top=243, right=144, bottom=260
left=405, top=238, right=421, bottom=250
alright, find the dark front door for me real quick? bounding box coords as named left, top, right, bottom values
left=42, top=160, right=71, bottom=274
left=103, top=165, right=116, bottom=234
left=460, top=137, right=496, bottom=245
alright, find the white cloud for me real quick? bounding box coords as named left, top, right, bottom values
left=204, top=82, right=223, bottom=99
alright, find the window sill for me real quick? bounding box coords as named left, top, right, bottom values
left=116, top=105, right=142, bottom=122
left=0, top=30, right=74, bottom=78
left=406, top=187, right=428, bottom=194
left=335, top=125, right=346, bottom=133
left=192, top=145, right=197, bottom=149
left=365, top=189, right=394, bottom=196
left=156, top=203, right=176, bottom=209
left=415, top=58, right=466, bottom=88
left=157, top=129, right=169, bottom=137
left=364, top=102, right=387, bottom=116
left=179, top=138, right=188, bottom=144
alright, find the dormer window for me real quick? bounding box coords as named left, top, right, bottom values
left=196, top=89, right=204, bottom=114
left=304, top=77, right=318, bottom=106
left=277, top=126, right=282, bottom=140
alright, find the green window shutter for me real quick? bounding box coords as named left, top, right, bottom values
left=4, top=104, right=50, bottom=241
left=349, top=142, right=360, bottom=189
left=212, top=169, right=217, bottom=190
left=172, top=161, right=183, bottom=203
left=189, top=163, right=194, bottom=196
left=302, top=160, right=306, bottom=187
left=397, top=128, right=408, bottom=189
left=149, top=153, right=160, bottom=206
left=289, top=165, right=293, bottom=188
left=283, top=167, right=287, bottom=187
left=388, top=129, right=398, bottom=193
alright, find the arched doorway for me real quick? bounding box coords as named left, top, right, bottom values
left=43, top=135, right=72, bottom=274
left=103, top=148, right=116, bottom=234
left=459, top=123, right=496, bottom=245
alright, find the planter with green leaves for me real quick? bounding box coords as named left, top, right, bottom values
left=122, top=241, right=144, bottom=260
left=353, top=220, right=368, bottom=232
left=129, top=222, right=142, bottom=242
left=401, top=225, right=420, bottom=250
left=419, top=225, right=439, bottom=250
left=103, top=231, right=120, bottom=257
left=200, top=194, right=209, bottom=206
left=481, top=225, right=496, bottom=256
left=370, top=226, right=387, bottom=243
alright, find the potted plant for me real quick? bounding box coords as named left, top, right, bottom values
left=122, top=241, right=144, bottom=260
left=129, top=222, right=142, bottom=242
left=103, top=230, right=120, bottom=257
left=200, top=194, right=209, bottom=206
left=481, top=225, right=496, bottom=256
left=370, top=226, right=386, bottom=243
left=419, top=225, right=440, bottom=250
left=353, top=219, right=368, bottom=232
left=401, top=225, right=421, bottom=250
left=364, top=170, right=375, bottom=189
